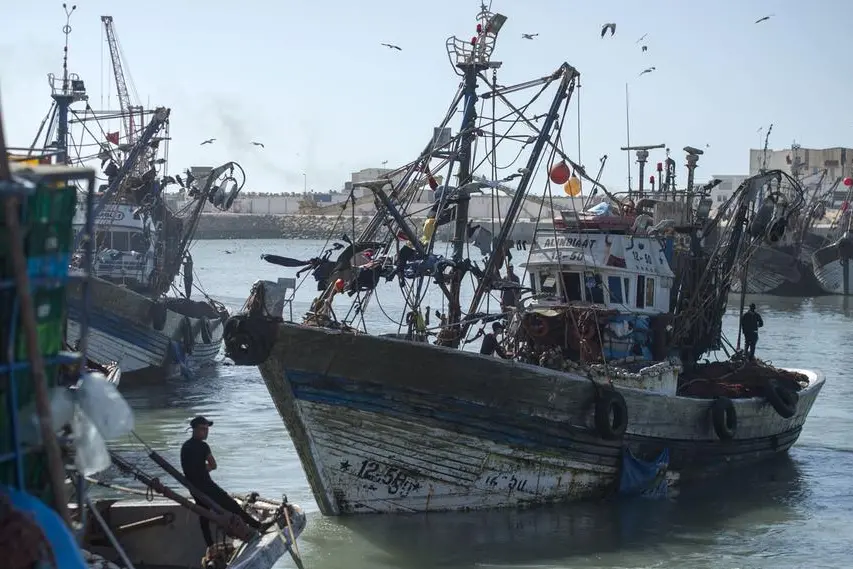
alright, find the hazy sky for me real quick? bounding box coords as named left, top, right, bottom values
left=1, top=0, right=850, bottom=194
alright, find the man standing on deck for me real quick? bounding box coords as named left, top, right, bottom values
left=500, top=265, right=521, bottom=312
left=740, top=303, right=764, bottom=360
left=180, top=416, right=268, bottom=547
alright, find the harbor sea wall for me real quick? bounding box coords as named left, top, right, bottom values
left=194, top=213, right=540, bottom=242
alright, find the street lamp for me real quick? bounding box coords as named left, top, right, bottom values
left=303, top=172, right=307, bottom=193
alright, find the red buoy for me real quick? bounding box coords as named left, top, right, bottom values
left=844, top=177, right=853, bottom=187
left=549, top=160, right=571, bottom=185
left=334, top=278, right=345, bottom=293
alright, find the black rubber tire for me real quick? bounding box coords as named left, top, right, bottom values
left=765, top=381, right=797, bottom=419
left=150, top=301, right=167, bottom=331
left=181, top=316, right=194, bottom=355
left=711, top=397, right=737, bottom=440
left=594, top=389, right=628, bottom=440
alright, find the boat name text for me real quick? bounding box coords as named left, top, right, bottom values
left=541, top=237, right=598, bottom=249
left=483, top=472, right=530, bottom=492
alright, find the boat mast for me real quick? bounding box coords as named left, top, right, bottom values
left=439, top=4, right=507, bottom=348
left=48, top=4, right=88, bottom=164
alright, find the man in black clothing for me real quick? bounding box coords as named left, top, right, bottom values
left=465, top=322, right=511, bottom=359
left=500, top=265, right=521, bottom=311
left=180, top=416, right=265, bottom=546
left=740, top=303, right=764, bottom=360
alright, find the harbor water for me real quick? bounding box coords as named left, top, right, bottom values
left=109, top=239, right=853, bottom=569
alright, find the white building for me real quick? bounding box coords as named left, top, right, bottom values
left=749, top=146, right=853, bottom=180
left=707, top=174, right=748, bottom=209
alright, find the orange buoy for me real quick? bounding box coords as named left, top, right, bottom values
left=549, top=160, right=571, bottom=185
left=563, top=175, right=582, bottom=196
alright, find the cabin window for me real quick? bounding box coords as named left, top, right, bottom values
left=111, top=231, right=129, bottom=252
left=561, top=272, right=582, bottom=301
left=636, top=275, right=646, bottom=308
left=607, top=275, right=623, bottom=304
left=129, top=232, right=147, bottom=252
left=584, top=272, right=604, bottom=304
left=645, top=277, right=656, bottom=308
left=623, top=278, right=631, bottom=305
left=539, top=272, right=556, bottom=294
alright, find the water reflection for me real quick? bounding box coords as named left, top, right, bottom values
left=312, top=457, right=803, bottom=569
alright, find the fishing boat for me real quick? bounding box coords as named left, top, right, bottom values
left=224, top=4, right=824, bottom=516
left=17, top=11, right=243, bottom=379
left=811, top=177, right=853, bottom=295
left=729, top=144, right=836, bottom=297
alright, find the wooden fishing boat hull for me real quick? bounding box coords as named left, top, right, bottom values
left=257, top=323, right=824, bottom=516
left=729, top=244, right=824, bottom=296
left=811, top=236, right=853, bottom=295
left=65, top=276, right=226, bottom=379
left=81, top=498, right=306, bottom=569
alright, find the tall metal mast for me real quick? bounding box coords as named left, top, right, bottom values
left=438, top=4, right=507, bottom=348
left=47, top=3, right=88, bottom=164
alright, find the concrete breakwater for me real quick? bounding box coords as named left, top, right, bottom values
left=195, top=213, right=539, bottom=242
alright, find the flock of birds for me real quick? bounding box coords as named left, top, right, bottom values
left=199, top=138, right=265, bottom=148
left=379, top=13, right=776, bottom=81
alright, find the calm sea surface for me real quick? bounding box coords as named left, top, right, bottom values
left=105, top=239, right=853, bottom=569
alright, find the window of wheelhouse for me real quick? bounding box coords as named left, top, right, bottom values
left=636, top=275, right=655, bottom=308
left=584, top=272, right=605, bottom=304
left=111, top=231, right=130, bottom=252
left=607, top=275, right=623, bottom=304
left=539, top=272, right=556, bottom=294
left=561, top=271, right=582, bottom=301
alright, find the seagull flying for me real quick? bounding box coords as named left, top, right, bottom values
left=200, top=138, right=215, bottom=145
left=521, top=33, right=538, bottom=40
left=381, top=43, right=402, bottom=51
left=601, top=23, right=616, bottom=38
left=635, top=33, right=648, bottom=44
left=638, top=67, right=656, bottom=77
left=641, top=45, right=648, bottom=52
left=755, top=15, right=774, bottom=23
left=251, top=141, right=265, bottom=148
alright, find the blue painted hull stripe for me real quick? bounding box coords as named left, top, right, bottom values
left=285, top=370, right=803, bottom=467
left=286, top=369, right=620, bottom=463
left=68, top=301, right=167, bottom=353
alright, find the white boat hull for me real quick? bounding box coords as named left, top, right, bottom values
left=812, top=236, right=853, bottom=295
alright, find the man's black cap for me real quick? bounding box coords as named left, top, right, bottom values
left=190, top=416, right=213, bottom=428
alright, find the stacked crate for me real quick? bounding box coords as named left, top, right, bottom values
left=0, top=165, right=81, bottom=506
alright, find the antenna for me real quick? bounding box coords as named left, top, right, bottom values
left=625, top=83, right=631, bottom=192
left=620, top=143, right=666, bottom=198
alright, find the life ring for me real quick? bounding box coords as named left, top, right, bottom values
left=710, top=397, right=737, bottom=440
left=765, top=381, right=797, bottom=419
left=200, top=316, right=213, bottom=344
left=149, top=301, right=167, bottom=331
left=181, top=316, right=194, bottom=355
left=594, top=389, right=628, bottom=440
left=526, top=314, right=550, bottom=338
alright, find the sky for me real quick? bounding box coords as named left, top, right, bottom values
left=1, top=0, right=851, bottom=195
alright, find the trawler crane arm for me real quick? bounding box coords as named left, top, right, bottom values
left=101, top=16, right=135, bottom=144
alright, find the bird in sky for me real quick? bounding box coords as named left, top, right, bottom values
left=251, top=141, right=265, bottom=148
left=521, top=33, right=538, bottom=40
left=601, top=23, right=616, bottom=38
left=381, top=160, right=389, bottom=166
left=381, top=43, right=402, bottom=51
left=641, top=45, right=648, bottom=52
left=635, top=33, right=648, bottom=44
left=755, top=15, right=774, bottom=24
left=200, top=138, right=215, bottom=145
left=638, top=67, right=656, bottom=77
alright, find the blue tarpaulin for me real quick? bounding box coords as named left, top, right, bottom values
left=618, top=447, right=670, bottom=499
